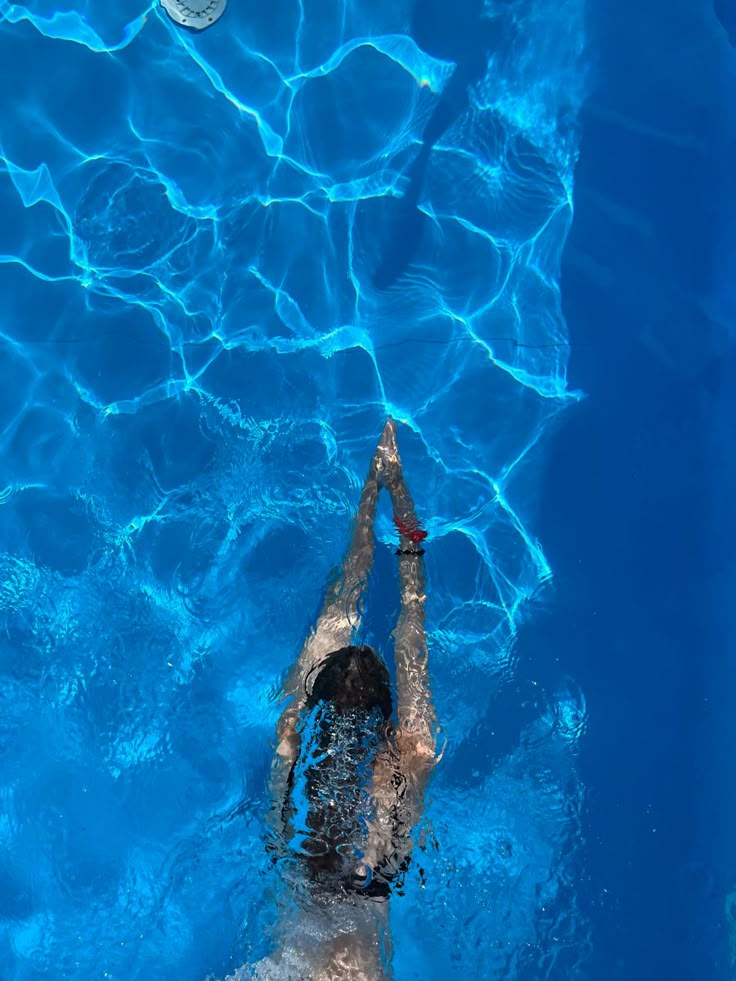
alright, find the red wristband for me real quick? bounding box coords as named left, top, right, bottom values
left=394, top=515, right=428, bottom=544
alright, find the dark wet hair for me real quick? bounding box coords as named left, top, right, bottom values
left=278, top=646, right=399, bottom=898
left=306, top=645, right=392, bottom=720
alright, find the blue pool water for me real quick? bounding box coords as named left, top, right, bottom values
left=0, top=0, right=732, bottom=979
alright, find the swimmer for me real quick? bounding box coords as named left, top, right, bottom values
left=251, top=420, right=439, bottom=981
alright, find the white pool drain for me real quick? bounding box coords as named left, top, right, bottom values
left=160, top=0, right=227, bottom=30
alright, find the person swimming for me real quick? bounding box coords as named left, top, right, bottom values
left=249, top=420, right=439, bottom=981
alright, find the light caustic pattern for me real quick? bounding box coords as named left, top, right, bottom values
left=0, top=1, right=589, bottom=978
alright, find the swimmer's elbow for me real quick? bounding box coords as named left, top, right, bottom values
left=397, top=728, right=441, bottom=772
left=275, top=711, right=299, bottom=758
left=416, top=739, right=441, bottom=769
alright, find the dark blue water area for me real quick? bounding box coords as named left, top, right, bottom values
left=525, top=1, right=736, bottom=978
left=0, top=0, right=732, bottom=979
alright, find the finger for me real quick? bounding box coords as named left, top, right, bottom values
left=377, top=418, right=398, bottom=456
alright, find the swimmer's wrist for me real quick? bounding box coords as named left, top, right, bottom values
left=394, top=514, right=428, bottom=554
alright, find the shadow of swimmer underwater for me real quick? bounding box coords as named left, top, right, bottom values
left=221, top=421, right=441, bottom=980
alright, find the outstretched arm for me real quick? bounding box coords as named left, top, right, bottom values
left=378, top=421, right=437, bottom=765
left=362, top=421, right=438, bottom=881
left=274, top=436, right=382, bottom=764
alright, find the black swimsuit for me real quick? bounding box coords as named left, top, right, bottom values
left=278, top=700, right=404, bottom=901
